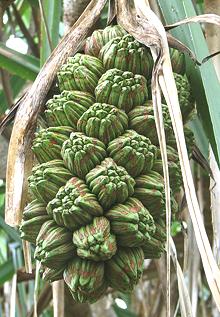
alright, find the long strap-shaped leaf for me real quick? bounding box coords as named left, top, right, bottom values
left=0, top=43, right=39, bottom=81
left=137, top=2, right=220, bottom=311
left=165, top=14, right=220, bottom=30
left=5, top=0, right=107, bottom=226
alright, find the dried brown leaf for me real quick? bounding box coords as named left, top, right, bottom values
left=165, top=14, right=220, bottom=30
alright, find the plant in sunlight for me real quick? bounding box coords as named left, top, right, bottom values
left=1, top=0, right=220, bottom=316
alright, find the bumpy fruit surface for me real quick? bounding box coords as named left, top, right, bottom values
left=85, top=25, right=127, bottom=57
left=95, top=69, right=148, bottom=113
left=72, top=216, right=117, bottom=261
left=77, top=103, right=128, bottom=144
left=86, top=158, right=135, bottom=209
left=20, top=24, right=194, bottom=303
left=47, top=177, right=103, bottom=230
left=134, top=171, right=165, bottom=217
left=45, top=90, right=95, bottom=129
left=32, top=126, right=74, bottom=163
left=57, top=53, right=105, bottom=93
left=100, top=34, right=154, bottom=78
left=61, top=132, right=107, bottom=179
left=105, top=247, right=144, bottom=292
left=173, top=73, right=195, bottom=122
left=107, top=130, right=157, bottom=177
left=64, top=258, right=107, bottom=303
left=20, top=200, right=51, bottom=244
left=170, top=48, right=186, bottom=75
left=106, top=198, right=156, bottom=247
left=128, top=102, right=172, bottom=145
left=28, top=160, right=72, bottom=203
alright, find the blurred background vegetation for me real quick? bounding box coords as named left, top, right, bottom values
left=0, top=0, right=220, bottom=316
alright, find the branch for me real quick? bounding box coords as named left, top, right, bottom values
left=11, top=3, right=39, bottom=57
left=0, top=0, right=15, bottom=12
left=17, top=267, right=36, bottom=283
left=32, top=6, right=41, bottom=43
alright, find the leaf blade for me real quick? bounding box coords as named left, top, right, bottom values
left=0, top=259, right=15, bottom=286
left=40, top=0, right=62, bottom=66
left=0, top=43, right=39, bottom=80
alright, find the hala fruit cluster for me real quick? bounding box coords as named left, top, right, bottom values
left=20, top=25, right=194, bottom=303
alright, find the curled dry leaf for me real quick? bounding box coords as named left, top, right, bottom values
left=165, top=13, right=220, bottom=30
left=167, top=33, right=201, bottom=66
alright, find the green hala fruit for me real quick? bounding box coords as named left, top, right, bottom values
left=84, top=29, right=105, bottom=57
left=41, top=266, right=64, bottom=283
left=45, top=90, right=95, bottom=129
left=134, top=172, right=179, bottom=219
left=47, top=177, right=103, bottom=230
left=77, top=103, right=128, bottom=144
left=32, top=126, right=74, bottom=163
left=183, top=126, right=195, bottom=155
left=35, top=220, right=76, bottom=269
left=142, top=221, right=166, bottom=258
left=153, top=220, right=167, bottom=242
left=148, top=73, right=194, bottom=123
left=86, top=158, right=135, bottom=209
left=57, top=53, right=105, bottom=93
left=102, top=25, right=127, bottom=46
left=164, top=145, right=179, bottom=163
left=153, top=160, right=182, bottom=193
left=28, top=160, right=72, bottom=203
left=95, top=69, right=148, bottom=113
left=61, top=132, right=107, bottom=179
left=20, top=200, right=51, bottom=244
left=85, top=25, right=127, bottom=57
left=173, top=73, right=195, bottom=123
left=22, top=199, right=47, bottom=219
left=100, top=34, right=153, bottom=79
left=168, top=126, right=195, bottom=155
left=73, top=216, right=117, bottom=261
left=170, top=48, right=186, bottom=75
left=106, top=197, right=156, bottom=247
left=128, top=102, right=173, bottom=145
left=134, top=171, right=165, bottom=218
left=154, top=145, right=182, bottom=193
left=142, top=238, right=165, bottom=259
left=64, top=257, right=107, bottom=303
left=107, top=130, right=157, bottom=177
left=105, top=247, right=144, bottom=292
